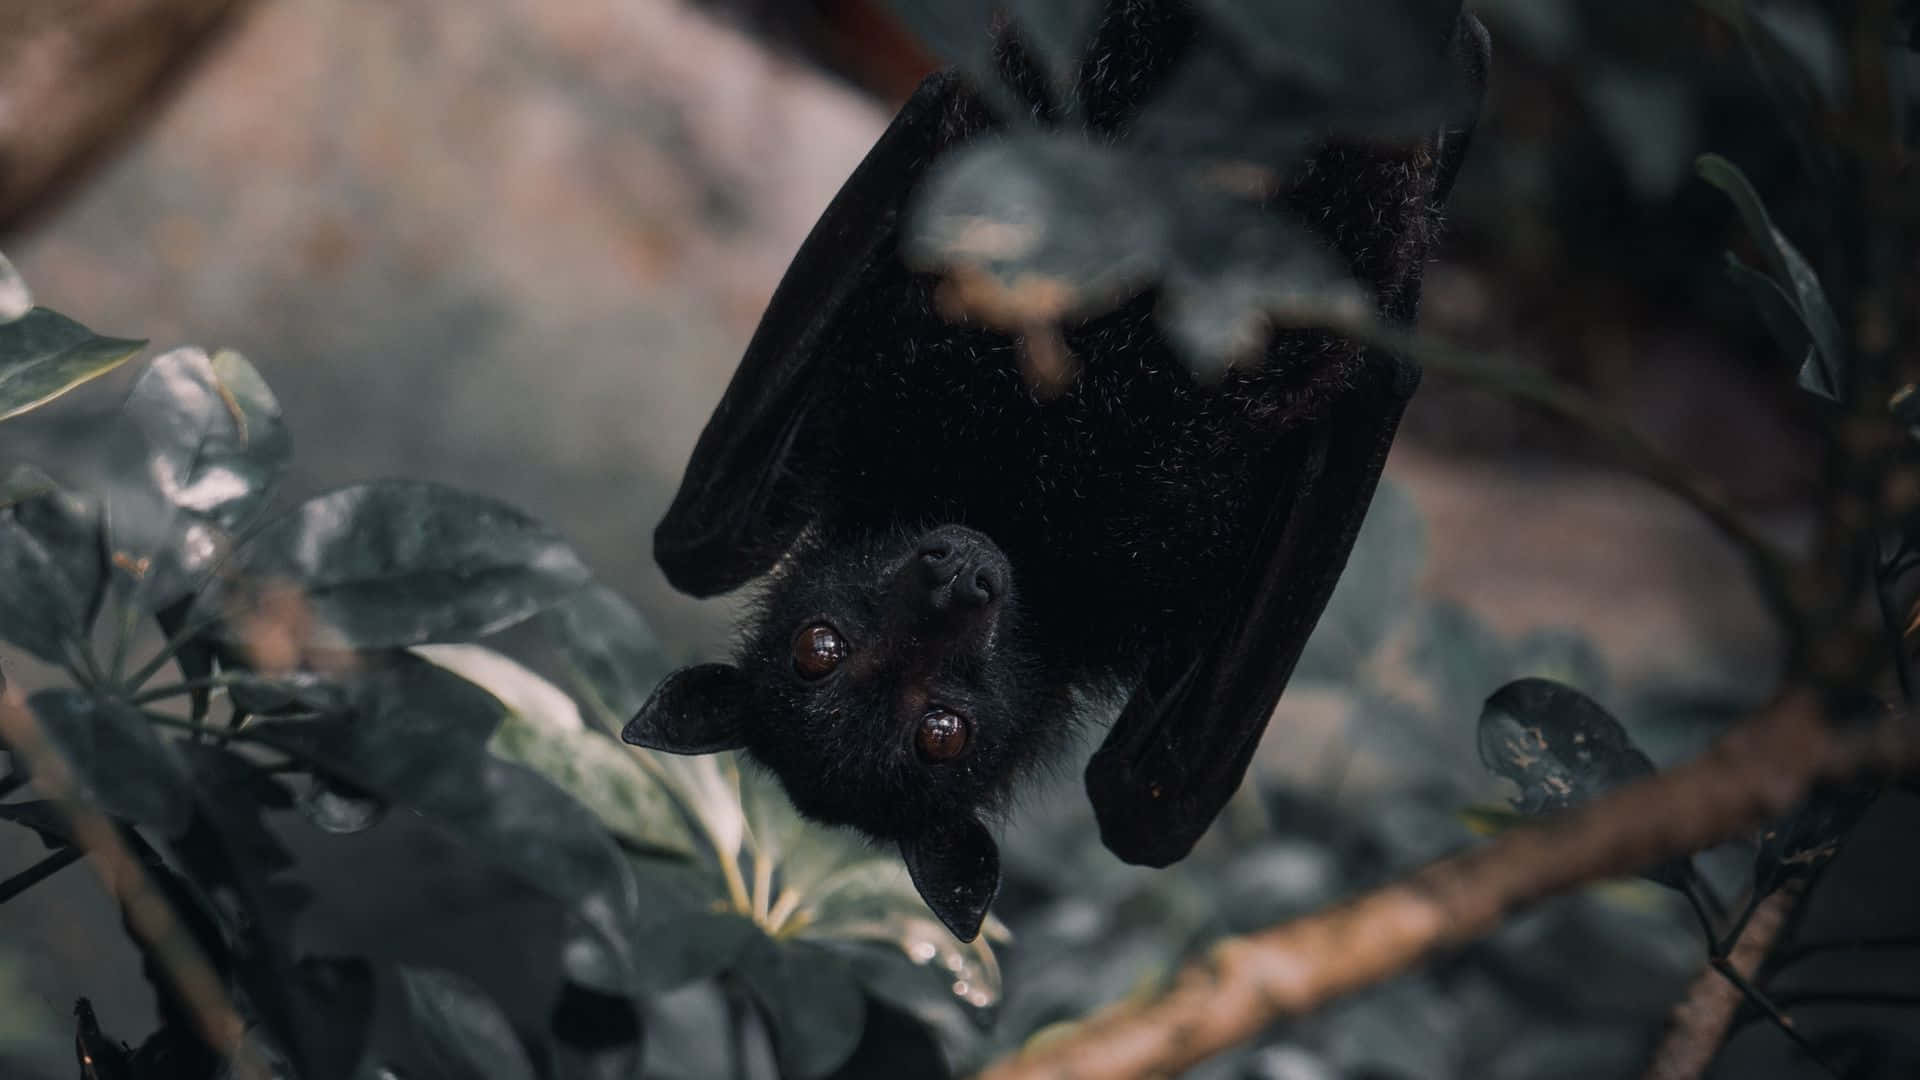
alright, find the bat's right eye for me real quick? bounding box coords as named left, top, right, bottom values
left=792, top=623, right=848, bottom=679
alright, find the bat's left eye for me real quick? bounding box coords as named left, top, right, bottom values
left=792, top=623, right=848, bottom=679
left=916, top=708, right=971, bottom=762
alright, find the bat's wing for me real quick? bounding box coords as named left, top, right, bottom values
left=1086, top=14, right=1490, bottom=867
left=1086, top=352, right=1418, bottom=866
left=653, top=72, right=990, bottom=598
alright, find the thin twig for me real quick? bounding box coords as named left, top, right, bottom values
left=1643, top=881, right=1807, bottom=1080
left=0, top=692, right=268, bottom=1080
left=0, top=846, right=84, bottom=903
left=974, top=690, right=1916, bottom=1080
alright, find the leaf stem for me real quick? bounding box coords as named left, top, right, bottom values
left=0, top=846, right=83, bottom=904
left=126, top=609, right=223, bottom=692
left=131, top=677, right=232, bottom=707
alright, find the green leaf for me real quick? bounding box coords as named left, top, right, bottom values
left=0, top=251, right=29, bottom=324
left=1722, top=251, right=1819, bottom=390
left=298, top=776, right=387, bottom=834
left=0, top=308, right=144, bottom=422
left=1478, top=678, right=1692, bottom=889
left=201, top=480, right=592, bottom=650
left=0, top=467, right=107, bottom=665
left=395, top=967, right=539, bottom=1080
left=113, top=347, right=292, bottom=608
left=736, top=937, right=867, bottom=1080
left=417, top=642, right=696, bottom=857
left=28, top=690, right=192, bottom=834
left=1696, top=153, right=1845, bottom=402
left=254, top=654, right=645, bottom=996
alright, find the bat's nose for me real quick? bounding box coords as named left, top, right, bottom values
left=912, top=525, right=1010, bottom=614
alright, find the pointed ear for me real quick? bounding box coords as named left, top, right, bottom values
left=622, top=664, right=751, bottom=755
left=900, top=817, right=1000, bottom=943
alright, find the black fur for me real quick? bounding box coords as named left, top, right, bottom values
left=628, top=0, right=1489, bottom=941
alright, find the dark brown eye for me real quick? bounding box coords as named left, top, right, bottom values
left=792, top=623, right=848, bottom=679
left=915, top=708, right=971, bottom=762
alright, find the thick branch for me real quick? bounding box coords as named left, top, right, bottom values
left=975, top=691, right=1915, bottom=1080
left=0, top=0, right=250, bottom=228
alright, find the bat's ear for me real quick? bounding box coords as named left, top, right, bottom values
left=900, top=817, right=1000, bottom=943
left=622, top=664, right=751, bottom=755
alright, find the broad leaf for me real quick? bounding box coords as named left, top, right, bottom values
left=736, top=937, right=868, bottom=1080
left=28, top=690, right=192, bottom=834
left=0, top=308, right=144, bottom=422
left=396, top=967, right=539, bottom=1080
left=201, top=480, right=592, bottom=651
left=1722, top=251, right=1816, bottom=387
left=254, top=655, right=645, bottom=996
left=0, top=251, right=28, bottom=324
left=547, top=981, right=644, bottom=1080
left=113, top=347, right=291, bottom=608
left=0, top=467, right=106, bottom=665
left=1696, top=153, right=1845, bottom=401
left=1477, top=678, right=1691, bottom=888
left=418, top=642, right=695, bottom=856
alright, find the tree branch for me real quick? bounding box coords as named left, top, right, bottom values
left=974, top=691, right=1915, bottom=1080
left=1643, top=881, right=1806, bottom=1080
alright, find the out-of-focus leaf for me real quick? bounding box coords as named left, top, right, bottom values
left=1752, top=780, right=1878, bottom=901
left=1134, top=0, right=1466, bottom=158
left=395, top=967, right=539, bottom=1080
left=28, top=690, right=191, bottom=834
left=644, top=912, right=761, bottom=988
left=299, top=776, right=388, bottom=835
left=909, top=134, right=1167, bottom=328
left=882, top=1, right=1027, bottom=119
left=1008, top=0, right=1105, bottom=99
left=0, top=252, right=29, bottom=324
left=736, top=937, right=867, bottom=1080
left=0, top=950, right=58, bottom=1056
left=1750, top=2, right=1846, bottom=104
left=908, top=135, right=1362, bottom=374
left=1696, top=153, right=1845, bottom=401
left=254, top=655, right=645, bottom=997
left=0, top=467, right=106, bottom=664
left=1408, top=601, right=1507, bottom=720
left=1581, top=67, right=1697, bottom=200
left=0, top=308, right=144, bottom=422
left=1507, top=628, right=1611, bottom=704
left=113, top=347, right=291, bottom=608
left=200, top=480, right=592, bottom=650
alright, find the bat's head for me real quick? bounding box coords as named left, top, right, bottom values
left=624, top=524, right=1060, bottom=940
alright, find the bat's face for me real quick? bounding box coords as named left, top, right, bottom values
left=626, top=524, right=1063, bottom=939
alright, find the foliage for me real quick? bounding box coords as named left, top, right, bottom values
left=0, top=266, right=998, bottom=1079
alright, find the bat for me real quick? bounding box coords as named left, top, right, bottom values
left=626, top=0, right=1489, bottom=940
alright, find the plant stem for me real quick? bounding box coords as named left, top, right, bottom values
left=0, top=847, right=84, bottom=903
left=126, top=609, right=222, bottom=692
left=132, top=677, right=230, bottom=706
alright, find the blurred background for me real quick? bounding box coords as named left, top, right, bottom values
left=1, top=1, right=1913, bottom=1077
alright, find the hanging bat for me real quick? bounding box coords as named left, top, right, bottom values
left=626, top=0, right=1489, bottom=940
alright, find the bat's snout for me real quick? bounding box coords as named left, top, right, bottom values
left=904, top=525, right=1011, bottom=621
